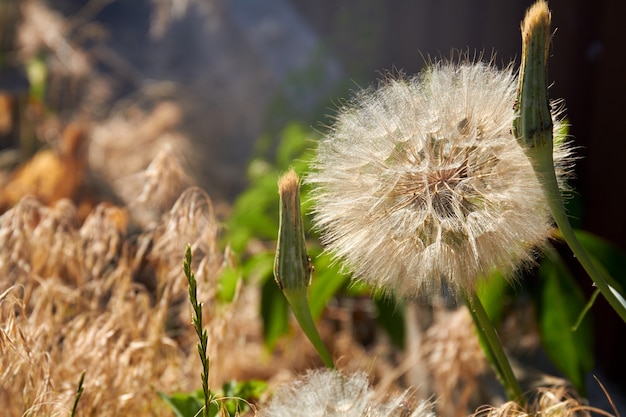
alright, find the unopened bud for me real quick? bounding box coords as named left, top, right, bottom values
left=274, top=168, right=312, bottom=291
left=514, top=0, right=553, bottom=151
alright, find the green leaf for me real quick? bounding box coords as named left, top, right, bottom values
left=160, top=380, right=267, bottom=417
left=26, top=57, right=47, bottom=102
left=261, top=277, right=290, bottom=349
left=158, top=390, right=208, bottom=417
left=343, top=280, right=372, bottom=297
left=537, top=250, right=594, bottom=394
left=276, top=123, right=314, bottom=169
left=573, top=289, right=600, bottom=332
left=220, top=380, right=268, bottom=415
left=573, top=230, right=626, bottom=295
left=227, top=187, right=279, bottom=252
left=240, top=251, right=275, bottom=283
left=217, top=266, right=240, bottom=303
left=476, top=270, right=509, bottom=324
left=308, top=251, right=349, bottom=319
left=374, top=296, right=406, bottom=349
left=221, top=379, right=268, bottom=400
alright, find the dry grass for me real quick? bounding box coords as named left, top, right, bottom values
left=0, top=111, right=267, bottom=415
left=421, top=307, right=488, bottom=417
left=0, top=2, right=621, bottom=416
left=0, top=177, right=388, bottom=415
left=0, top=184, right=228, bottom=415
left=472, top=385, right=616, bottom=417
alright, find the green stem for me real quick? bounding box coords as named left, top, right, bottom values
left=463, top=290, right=526, bottom=406
left=529, top=148, right=626, bottom=323
left=514, top=0, right=626, bottom=324
left=284, top=287, right=335, bottom=369
left=70, top=372, right=85, bottom=417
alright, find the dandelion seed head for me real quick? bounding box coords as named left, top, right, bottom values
left=309, top=60, right=571, bottom=299
left=261, top=369, right=435, bottom=417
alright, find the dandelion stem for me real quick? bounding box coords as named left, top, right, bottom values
left=515, top=0, right=626, bottom=323
left=283, top=287, right=335, bottom=369
left=529, top=149, right=626, bottom=323
left=463, top=290, right=526, bottom=406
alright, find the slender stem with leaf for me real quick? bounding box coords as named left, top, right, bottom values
left=274, top=169, right=335, bottom=369
left=184, top=245, right=213, bottom=417
left=514, top=0, right=626, bottom=323
left=463, top=290, right=526, bottom=406
left=532, top=150, right=626, bottom=323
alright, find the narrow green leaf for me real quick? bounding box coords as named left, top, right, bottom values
left=537, top=251, right=594, bottom=394
left=464, top=290, right=525, bottom=404
left=573, top=289, right=600, bottom=332
left=70, top=371, right=85, bottom=417
left=217, top=266, right=240, bottom=303
left=260, top=277, right=289, bottom=349
left=573, top=230, right=626, bottom=295
left=308, top=252, right=349, bottom=319
left=551, top=230, right=626, bottom=320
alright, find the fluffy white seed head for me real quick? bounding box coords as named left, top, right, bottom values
left=261, top=369, right=435, bottom=417
left=308, top=60, right=571, bottom=300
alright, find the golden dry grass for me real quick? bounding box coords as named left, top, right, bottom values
left=0, top=2, right=620, bottom=416
left=421, top=307, right=488, bottom=417
left=0, top=107, right=272, bottom=414
left=472, top=385, right=616, bottom=417
left=0, top=184, right=226, bottom=415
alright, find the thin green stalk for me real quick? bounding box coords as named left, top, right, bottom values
left=463, top=290, right=526, bottom=406
left=70, top=372, right=85, bottom=417
left=284, top=287, right=335, bottom=369
left=529, top=150, right=626, bottom=323
left=514, top=0, right=626, bottom=323
left=184, top=245, right=212, bottom=417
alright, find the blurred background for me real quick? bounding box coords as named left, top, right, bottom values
left=1, top=0, right=625, bottom=398
left=12, top=0, right=621, bottom=241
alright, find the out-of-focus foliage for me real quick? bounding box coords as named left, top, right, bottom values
left=159, top=379, right=267, bottom=417
left=574, top=230, right=626, bottom=300
left=537, top=249, right=594, bottom=395
left=476, top=271, right=508, bottom=324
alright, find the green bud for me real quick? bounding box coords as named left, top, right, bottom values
left=513, top=0, right=553, bottom=151
left=273, top=168, right=334, bottom=369
left=274, top=168, right=312, bottom=291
